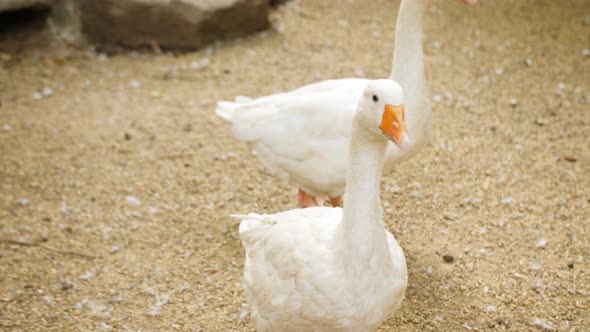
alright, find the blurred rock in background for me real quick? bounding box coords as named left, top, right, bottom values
left=2, top=0, right=274, bottom=51
left=0, top=0, right=52, bottom=13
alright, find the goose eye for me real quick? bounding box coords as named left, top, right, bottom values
left=372, top=95, right=378, bottom=103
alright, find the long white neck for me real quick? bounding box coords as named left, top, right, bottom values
left=336, top=112, right=391, bottom=264
left=390, top=0, right=431, bottom=151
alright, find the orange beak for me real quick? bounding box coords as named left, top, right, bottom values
left=379, top=104, right=409, bottom=148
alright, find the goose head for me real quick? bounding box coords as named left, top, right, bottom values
left=358, top=79, right=410, bottom=149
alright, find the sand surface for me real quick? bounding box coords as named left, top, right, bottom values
left=0, top=0, right=589, bottom=330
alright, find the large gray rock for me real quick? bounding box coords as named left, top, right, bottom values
left=0, top=0, right=52, bottom=13
left=73, top=0, right=269, bottom=50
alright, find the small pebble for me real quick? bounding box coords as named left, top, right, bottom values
left=79, top=271, right=95, bottom=280
left=61, top=277, right=73, bottom=291
left=442, top=254, right=454, bottom=263
left=42, top=87, right=53, bottom=97
left=190, top=58, right=210, bottom=69
left=129, top=80, right=141, bottom=88
left=495, top=68, right=504, bottom=75
left=535, top=117, right=546, bottom=126
left=124, top=132, right=132, bottom=140
left=125, top=195, right=141, bottom=206
left=501, top=196, right=513, bottom=204
left=32, top=92, right=43, bottom=99
left=97, top=53, right=108, bottom=61
left=510, top=97, right=518, bottom=108
left=582, top=48, right=590, bottom=57
left=524, top=58, right=533, bottom=67
left=533, top=318, right=555, bottom=331
left=3, top=124, right=11, bottom=131
left=101, top=322, right=112, bottom=331
left=426, top=266, right=433, bottom=274
left=18, top=198, right=29, bottom=206
left=432, top=94, right=442, bottom=103
left=567, top=262, right=574, bottom=269
left=563, top=155, right=577, bottom=162
left=485, top=305, right=496, bottom=313
left=536, top=238, right=547, bottom=248
left=531, top=262, right=542, bottom=271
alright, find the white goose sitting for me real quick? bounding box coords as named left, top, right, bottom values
left=217, top=0, right=475, bottom=207
left=235, top=79, right=409, bottom=331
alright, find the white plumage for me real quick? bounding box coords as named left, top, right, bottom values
left=216, top=0, right=439, bottom=205
left=235, top=80, right=409, bottom=331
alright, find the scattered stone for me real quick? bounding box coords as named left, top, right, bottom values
left=124, top=132, right=132, bottom=140
left=531, top=262, right=542, bottom=271
left=101, top=321, right=112, bottom=331
left=524, top=58, right=533, bottom=67
left=60, top=203, right=70, bottom=215
left=190, top=58, right=211, bottom=70
left=442, top=254, right=454, bottom=263
left=535, top=117, right=546, bottom=126
left=426, top=266, right=433, bottom=274
left=488, top=318, right=507, bottom=328
left=567, top=262, right=574, bottom=269
left=536, top=238, right=547, bottom=248
left=432, top=94, right=442, bottom=103
left=502, top=196, right=513, bottom=204
left=533, top=318, right=555, bottom=331
left=43, top=295, right=54, bottom=306
left=495, top=68, right=504, bottom=75
left=18, top=198, right=30, bottom=206
left=129, top=80, right=141, bottom=88
left=563, top=155, right=577, bottom=162
left=32, top=91, right=43, bottom=100
left=79, top=271, right=95, bottom=280
left=510, top=97, right=518, bottom=108
left=481, top=176, right=491, bottom=191
left=61, top=277, right=74, bottom=290
left=125, top=195, right=141, bottom=206
left=485, top=305, right=496, bottom=313
left=583, top=48, right=590, bottom=57
left=42, top=87, right=53, bottom=97
left=442, top=212, right=455, bottom=220
left=3, top=124, right=11, bottom=131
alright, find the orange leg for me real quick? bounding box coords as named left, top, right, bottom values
left=297, top=189, right=323, bottom=208
left=329, top=196, right=342, bottom=207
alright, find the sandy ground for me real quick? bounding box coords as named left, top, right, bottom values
left=0, top=0, right=589, bottom=331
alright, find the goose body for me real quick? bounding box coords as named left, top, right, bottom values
left=238, top=207, right=407, bottom=331
left=236, top=80, right=410, bottom=331
left=216, top=0, right=478, bottom=206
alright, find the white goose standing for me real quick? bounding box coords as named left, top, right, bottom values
left=216, top=0, right=475, bottom=207
left=236, top=79, right=410, bottom=331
